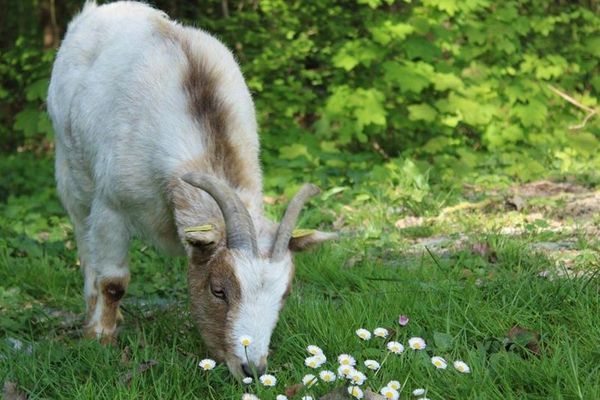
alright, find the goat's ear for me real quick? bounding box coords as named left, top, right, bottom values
left=289, top=229, right=338, bottom=252
left=184, top=225, right=220, bottom=248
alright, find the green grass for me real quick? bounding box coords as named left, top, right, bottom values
left=3, top=237, right=600, bottom=398
left=1, top=158, right=600, bottom=399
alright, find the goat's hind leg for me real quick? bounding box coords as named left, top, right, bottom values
left=72, top=218, right=98, bottom=327
left=67, top=212, right=99, bottom=335
left=84, top=200, right=131, bottom=344
left=55, top=161, right=100, bottom=340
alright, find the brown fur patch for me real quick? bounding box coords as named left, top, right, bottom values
left=188, top=247, right=241, bottom=361
left=154, top=18, right=252, bottom=190
left=180, top=42, right=251, bottom=189
left=99, top=276, right=130, bottom=334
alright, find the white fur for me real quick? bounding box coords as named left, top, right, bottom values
left=231, top=254, right=292, bottom=366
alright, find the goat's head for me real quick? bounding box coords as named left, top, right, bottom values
left=181, top=173, right=336, bottom=378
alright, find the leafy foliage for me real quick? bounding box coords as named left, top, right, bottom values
left=0, top=36, right=55, bottom=151
left=1, top=0, right=599, bottom=205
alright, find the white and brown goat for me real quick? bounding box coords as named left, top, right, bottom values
left=47, top=1, right=336, bottom=377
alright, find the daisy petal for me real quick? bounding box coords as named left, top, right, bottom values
left=431, top=356, right=448, bottom=369
left=408, top=337, right=426, bottom=350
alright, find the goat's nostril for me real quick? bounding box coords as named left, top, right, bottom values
left=241, top=363, right=253, bottom=378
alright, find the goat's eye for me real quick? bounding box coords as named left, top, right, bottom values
left=210, top=286, right=226, bottom=300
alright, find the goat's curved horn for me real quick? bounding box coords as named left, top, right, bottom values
left=181, top=173, right=258, bottom=255
left=270, top=184, right=320, bottom=261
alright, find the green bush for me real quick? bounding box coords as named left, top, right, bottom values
left=1, top=0, right=599, bottom=197
left=0, top=36, right=54, bottom=151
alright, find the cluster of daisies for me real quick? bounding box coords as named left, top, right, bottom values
left=198, top=316, right=471, bottom=399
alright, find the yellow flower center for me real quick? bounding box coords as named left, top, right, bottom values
left=386, top=393, right=394, bottom=399
left=414, top=343, right=421, bottom=349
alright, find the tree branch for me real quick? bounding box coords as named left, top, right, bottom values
left=221, top=0, right=230, bottom=18
left=547, top=84, right=598, bottom=130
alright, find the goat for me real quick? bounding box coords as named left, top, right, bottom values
left=47, top=1, right=336, bottom=378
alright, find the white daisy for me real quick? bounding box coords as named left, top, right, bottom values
left=319, top=370, right=336, bottom=382
left=337, top=354, right=356, bottom=366
left=276, top=396, right=288, bottom=400
left=387, top=380, right=401, bottom=390
left=453, top=360, right=471, bottom=373
left=302, top=374, right=318, bottom=387
left=412, top=388, right=426, bottom=396
left=431, top=356, right=448, bottom=369
left=364, top=359, right=380, bottom=370
left=240, top=335, right=253, bottom=347
left=386, top=341, right=405, bottom=354
left=374, top=327, right=389, bottom=338
left=337, top=364, right=355, bottom=378
left=408, top=337, right=426, bottom=350
left=259, top=374, right=277, bottom=387
left=242, top=377, right=253, bottom=384
left=301, top=396, right=314, bottom=400
left=304, top=355, right=325, bottom=369
left=241, top=394, right=259, bottom=400
left=380, top=386, right=399, bottom=400
left=355, top=328, right=372, bottom=340
left=347, top=386, right=364, bottom=399
left=349, top=370, right=367, bottom=385
left=306, top=345, right=323, bottom=356
left=198, top=359, right=216, bottom=370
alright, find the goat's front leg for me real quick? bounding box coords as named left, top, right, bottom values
left=84, top=201, right=130, bottom=344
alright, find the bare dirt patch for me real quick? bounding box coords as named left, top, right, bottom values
left=399, top=180, right=599, bottom=277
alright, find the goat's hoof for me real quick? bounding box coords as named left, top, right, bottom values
left=99, top=334, right=117, bottom=346
left=83, top=324, right=117, bottom=345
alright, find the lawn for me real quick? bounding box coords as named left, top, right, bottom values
left=1, top=155, right=599, bottom=399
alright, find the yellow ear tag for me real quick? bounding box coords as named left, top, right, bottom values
left=184, top=224, right=214, bottom=233
left=292, top=228, right=315, bottom=238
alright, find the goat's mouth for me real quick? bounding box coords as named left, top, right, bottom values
left=225, top=355, right=268, bottom=378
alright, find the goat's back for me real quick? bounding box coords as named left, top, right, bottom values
left=48, top=1, right=261, bottom=238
